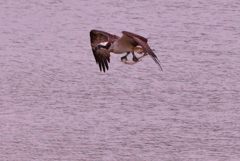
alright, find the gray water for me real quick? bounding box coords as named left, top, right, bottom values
left=0, top=0, right=240, bottom=160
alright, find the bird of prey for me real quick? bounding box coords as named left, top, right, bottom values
left=90, top=29, right=163, bottom=72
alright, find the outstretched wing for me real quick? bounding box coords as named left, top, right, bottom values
left=123, top=31, right=148, bottom=43
left=90, top=30, right=119, bottom=72
left=122, top=31, right=163, bottom=70
left=92, top=47, right=110, bottom=72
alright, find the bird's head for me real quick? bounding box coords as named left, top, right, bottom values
left=96, top=42, right=112, bottom=50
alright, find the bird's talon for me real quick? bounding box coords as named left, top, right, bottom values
left=133, top=56, right=139, bottom=62
left=121, top=56, right=127, bottom=62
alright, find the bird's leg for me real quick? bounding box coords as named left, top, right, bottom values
left=121, top=52, right=130, bottom=62
left=132, top=52, right=139, bottom=62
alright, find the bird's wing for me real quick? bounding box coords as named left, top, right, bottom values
left=90, top=30, right=119, bottom=72
left=122, top=31, right=163, bottom=70
left=90, top=30, right=119, bottom=48
left=123, top=31, right=148, bottom=43
left=92, top=47, right=110, bottom=72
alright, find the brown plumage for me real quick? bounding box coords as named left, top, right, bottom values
left=90, top=30, right=163, bottom=72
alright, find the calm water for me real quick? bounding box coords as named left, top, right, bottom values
left=0, top=0, right=240, bottom=160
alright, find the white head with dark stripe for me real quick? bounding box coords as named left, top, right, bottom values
left=95, top=41, right=112, bottom=50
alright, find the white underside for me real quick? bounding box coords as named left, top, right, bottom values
left=110, top=34, right=135, bottom=54
left=102, top=34, right=145, bottom=54
left=110, top=42, right=133, bottom=54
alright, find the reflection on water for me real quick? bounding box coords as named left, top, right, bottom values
left=0, top=0, right=240, bottom=160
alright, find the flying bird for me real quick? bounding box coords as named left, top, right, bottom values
left=90, top=29, right=163, bottom=72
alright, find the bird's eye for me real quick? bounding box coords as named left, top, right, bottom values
left=96, top=45, right=102, bottom=50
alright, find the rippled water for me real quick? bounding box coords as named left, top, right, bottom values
left=0, top=0, right=240, bottom=160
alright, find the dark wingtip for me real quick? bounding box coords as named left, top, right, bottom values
left=98, top=62, right=102, bottom=72
left=98, top=60, right=107, bottom=73
left=152, top=57, right=163, bottom=71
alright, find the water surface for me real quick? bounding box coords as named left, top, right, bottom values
left=0, top=0, right=240, bottom=160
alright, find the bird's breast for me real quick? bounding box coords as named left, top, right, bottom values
left=112, top=42, right=133, bottom=54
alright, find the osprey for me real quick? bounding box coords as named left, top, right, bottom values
left=90, top=30, right=163, bottom=72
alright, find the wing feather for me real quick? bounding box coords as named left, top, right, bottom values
left=90, top=30, right=119, bottom=72
left=122, top=31, right=163, bottom=70
left=93, top=47, right=110, bottom=72
left=122, top=31, right=148, bottom=43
